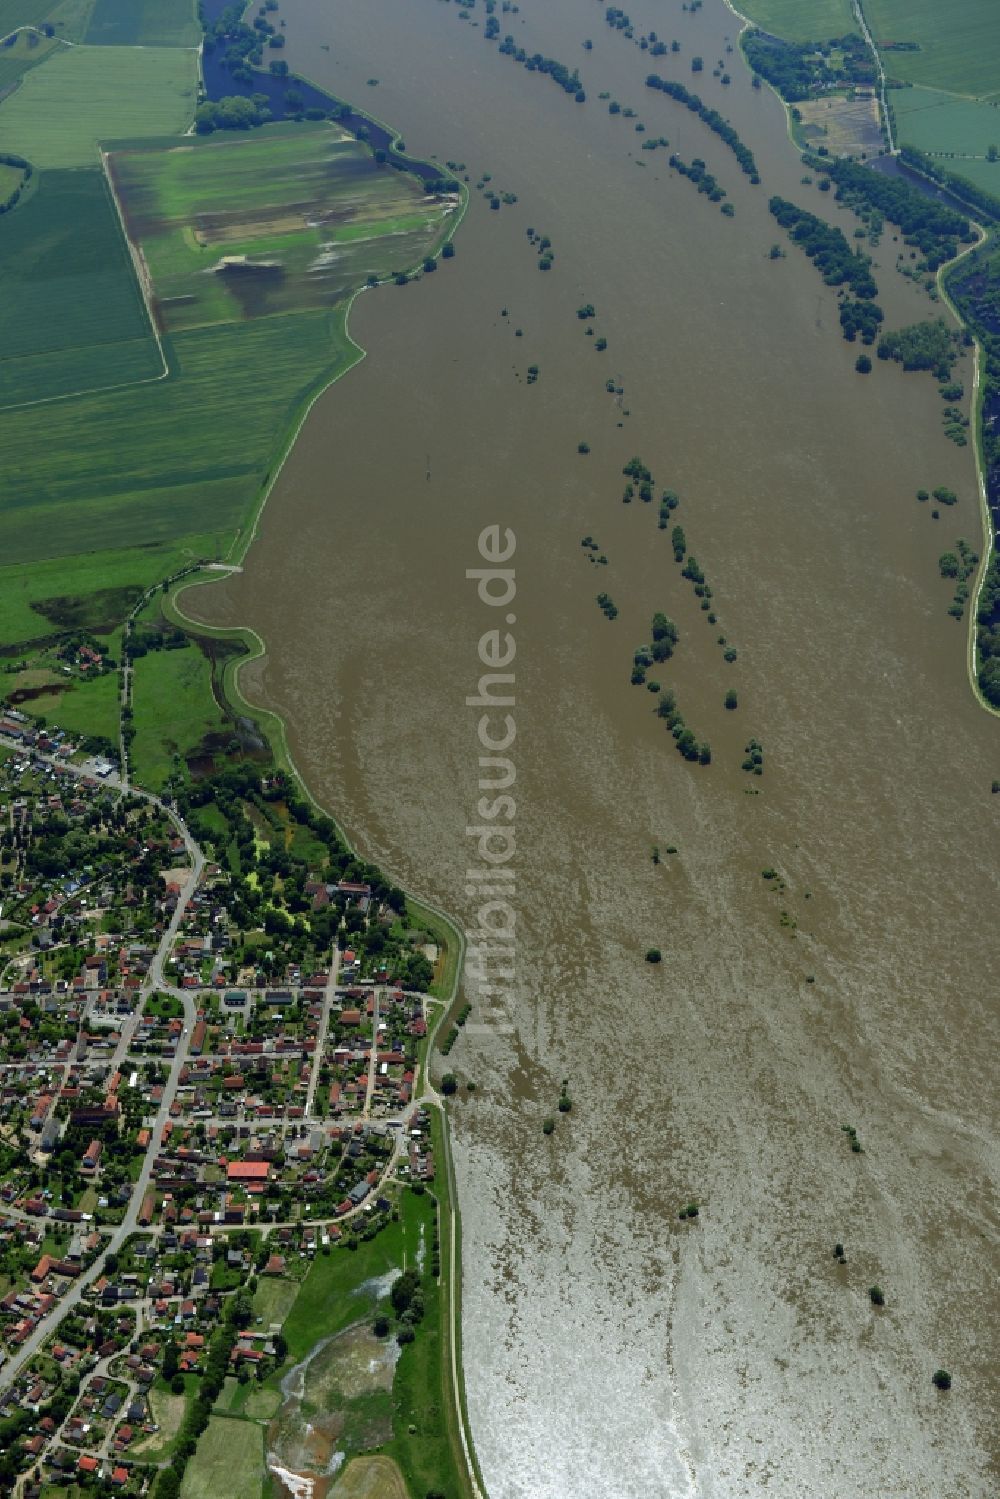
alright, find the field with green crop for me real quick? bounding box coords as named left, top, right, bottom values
left=85, top=0, right=198, bottom=47
left=941, top=155, right=1000, bottom=206
left=129, top=643, right=228, bottom=788
left=0, top=0, right=55, bottom=36
left=0, top=43, right=196, bottom=166
left=179, top=1415, right=264, bottom=1499
left=892, top=85, right=1000, bottom=158
left=110, top=123, right=457, bottom=331
left=0, top=167, right=161, bottom=407
left=0, top=306, right=357, bottom=566
left=734, top=0, right=857, bottom=42
left=868, top=0, right=1000, bottom=97
left=0, top=29, right=62, bottom=91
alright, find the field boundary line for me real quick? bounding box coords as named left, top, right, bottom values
left=0, top=151, right=173, bottom=414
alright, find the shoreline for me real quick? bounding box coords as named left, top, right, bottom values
left=724, top=0, right=997, bottom=720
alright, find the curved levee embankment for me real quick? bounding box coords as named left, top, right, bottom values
left=168, top=168, right=486, bottom=1499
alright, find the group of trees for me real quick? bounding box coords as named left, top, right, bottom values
left=769, top=196, right=879, bottom=299
left=669, top=153, right=726, bottom=203
left=656, top=688, right=711, bottom=764
left=946, top=238, right=1000, bottom=702
left=876, top=318, right=961, bottom=378
left=741, top=31, right=874, bottom=103
left=769, top=195, right=885, bottom=344
left=195, top=94, right=270, bottom=133
left=645, top=73, right=759, bottom=181
left=814, top=155, right=975, bottom=271
left=0, top=151, right=30, bottom=217
left=497, top=37, right=585, bottom=101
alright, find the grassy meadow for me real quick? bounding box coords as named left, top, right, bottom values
left=128, top=642, right=229, bottom=788
left=0, top=29, right=63, bottom=91
left=0, top=43, right=197, bottom=165
left=111, top=123, right=456, bottom=331
left=84, top=0, right=198, bottom=47
left=0, top=167, right=161, bottom=406
left=179, top=1415, right=264, bottom=1499
left=734, top=0, right=858, bottom=41
left=867, top=0, right=1000, bottom=96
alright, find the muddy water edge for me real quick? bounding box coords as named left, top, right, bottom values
left=186, top=0, right=1000, bottom=1493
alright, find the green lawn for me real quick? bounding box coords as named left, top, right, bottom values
left=867, top=0, right=1000, bottom=96
left=180, top=1414, right=264, bottom=1499
left=0, top=43, right=197, bottom=167
left=129, top=643, right=227, bottom=788
left=85, top=0, right=198, bottom=47
left=734, top=0, right=857, bottom=41
left=251, top=1273, right=300, bottom=1329
left=893, top=85, right=1000, bottom=158
left=0, top=167, right=161, bottom=408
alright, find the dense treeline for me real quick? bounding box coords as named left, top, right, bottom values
left=0, top=151, right=30, bottom=216
left=946, top=240, right=1000, bottom=703
left=877, top=318, right=961, bottom=378
left=900, top=146, right=1000, bottom=228
left=769, top=195, right=884, bottom=342
left=741, top=31, right=874, bottom=103
left=195, top=94, right=270, bottom=132
left=498, top=36, right=585, bottom=101
left=646, top=73, right=759, bottom=181
left=670, top=154, right=725, bottom=202
left=811, top=155, right=975, bottom=271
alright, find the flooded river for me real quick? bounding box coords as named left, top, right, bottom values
left=187, top=0, right=999, bottom=1492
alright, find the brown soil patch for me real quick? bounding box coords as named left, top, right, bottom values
left=797, top=94, right=882, bottom=156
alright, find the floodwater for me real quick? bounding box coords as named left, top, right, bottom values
left=187, top=0, right=999, bottom=1494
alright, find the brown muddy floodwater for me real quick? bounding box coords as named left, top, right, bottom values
left=187, top=0, right=1000, bottom=1493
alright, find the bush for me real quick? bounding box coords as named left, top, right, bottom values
left=724, top=690, right=738, bottom=710
left=440, top=1072, right=458, bottom=1095
left=645, top=947, right=662, bottom=963
left=932, top=1368, right=952, bottom=1390
left=868, top=1285, right=885, bottom=1307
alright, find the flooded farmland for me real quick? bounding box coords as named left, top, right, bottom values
left=186, top=0, right=1000, bottom=1494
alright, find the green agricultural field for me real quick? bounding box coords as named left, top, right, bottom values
left=0, top=306, right=356, bottom=564
left=0, top=538, right=211, bottom=648
left=733, top=0, right=857, bottom=42
left=0, top=30, right=63, bottom=92
left=892, top=85, right=1000, bottom=158
left=85, top=0, right=198, bottom=47
left=0, top=167, right=161, bottom=407
left=867, top=0, right=1000, bottom=97
left=941, top=154, right=1000, bottom=206
left=129, top=643, right=228, bottom=788
left=0, top=43, right=197, bottom=167
left=110, top=123, right=458, bottom=331
left=180, top=1415, right=264, bottom=1499
left=0, top=0, right=56, bottom=35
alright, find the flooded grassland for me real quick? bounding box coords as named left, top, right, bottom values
left=186, top=0, right=999, bottom=1493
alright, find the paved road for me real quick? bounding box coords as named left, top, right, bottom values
left=0, top=736, right=204, bottom=1391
